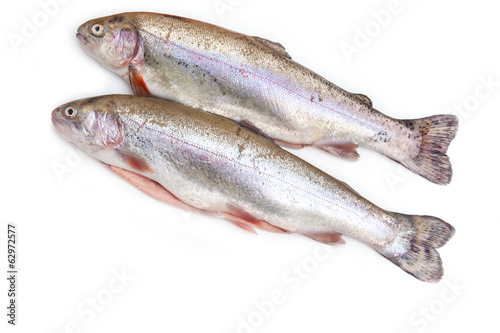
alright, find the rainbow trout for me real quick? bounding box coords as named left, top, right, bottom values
left=51, top=95, right=454, bottom=282
left=76, top=12, right=458, bottom=185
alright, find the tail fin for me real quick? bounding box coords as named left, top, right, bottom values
left=400, top=115, right=458, bottom=185
left=382, top=213, right=455, bottom=283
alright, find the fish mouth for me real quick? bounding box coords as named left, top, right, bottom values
left=52, top=109, right=75, bottom=143
left=51, top=109, right=63, bottom=127
left=76, top=30, right=102, bottom=62
left=76, top=32, right=89, bottom=46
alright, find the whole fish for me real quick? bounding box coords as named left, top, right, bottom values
left=52, top=95, right=454, bottom=282
left=76, top=12, right=458, bottom=185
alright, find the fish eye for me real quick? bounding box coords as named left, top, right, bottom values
left=64, top=105, right=78, bottom=118
left=91, top=23, right=104, bottom=37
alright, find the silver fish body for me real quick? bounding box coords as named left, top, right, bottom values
left=77, top=12, right=458, bottom=184
left=52, top=95, right=454, bottom=282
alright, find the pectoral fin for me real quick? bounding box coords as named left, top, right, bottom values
left=105, top=164, right=206, bottom=215
left=129, top=65, right=151, bottom=97
left=115, top=151, right=154, bottom=173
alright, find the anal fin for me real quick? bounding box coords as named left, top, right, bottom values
left=304, top=232, right=345, bottom=245
left=315, top=142, right=360, bottom=160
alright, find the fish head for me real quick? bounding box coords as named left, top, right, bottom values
left=77, top=14, right=140, bottom=76
left=52, top=97, right=123, bottom=153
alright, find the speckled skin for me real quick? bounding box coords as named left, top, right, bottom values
left=52, top=95, right=415, bottom=258
left=76, top=12, right=421, bottom=163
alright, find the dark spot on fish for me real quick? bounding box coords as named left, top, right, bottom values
left=406, top=121, right=415, bottom=131
left=425, top=247, right=432, bottom=260
left=108, top=16, right=125, bottom=24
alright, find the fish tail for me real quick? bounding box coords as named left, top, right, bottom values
left=400, top=115, right=459, bottom=185
left=382, top=213, right=455, bottom=283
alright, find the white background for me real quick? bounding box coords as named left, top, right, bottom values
left=1, top=0, right=499, bottom=332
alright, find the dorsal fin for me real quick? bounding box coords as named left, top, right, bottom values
left=252, top=36, right=291, bottom=59
left=353, top=93, right=373, bottom=107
